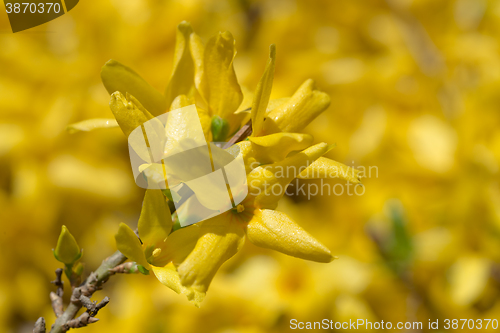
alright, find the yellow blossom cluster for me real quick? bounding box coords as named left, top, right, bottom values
left=1, top=0, right=500, bottom=332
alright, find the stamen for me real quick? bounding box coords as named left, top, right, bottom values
left=152, top=248, right=162, bottom=257
left=236, top=204, right=245, bottom=213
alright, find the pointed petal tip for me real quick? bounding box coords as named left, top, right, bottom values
left=219, top=30, right=234, bottom=42
left=269, top=44, right=276, bottom=57
left=178, top=21, right=193, bottom=34
left=315, top=251, right=336, bottom=263
left=103, top=59, right=116, bottom=66
left=178, top=20, right=191, bottom=27
left=304, top=78, right=315, bottom=87
left=311, top=142, right=331, bottom=155
left=101, top=59, right=120, bottom=76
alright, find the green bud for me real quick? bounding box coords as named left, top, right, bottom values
left=137, top=265, right=150, bottom=275
left=211, top=115, right=230, bottom=142
left=53, top=226, right=82, bottom=265
left=161, top=189, right=174, bottom=202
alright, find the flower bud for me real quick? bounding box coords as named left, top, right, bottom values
left=53, top=226, right=82, bottom=265
left=211, top=115, right=230, bottom=142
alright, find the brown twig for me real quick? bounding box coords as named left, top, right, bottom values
left=223, top=120, right=253, bottom=149
left=50, top=269, right=65, bottom=317
left=33, top=317, right=46, bottom=333
left=94, top=297, right=110, bottom=316
left=79, top=295, right=110, bottom=316
left=62, top=312, right=99, bottom=331
left=108, top=261, right=140, bottom=275
left=49, top=250, right=126, bottom=333
left=50, top=292, right=64, bottom=318
left=51, top=269, right=64, bottom=297
left=78, top=295, right=94, bottom=310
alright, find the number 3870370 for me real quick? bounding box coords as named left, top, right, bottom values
left=5, top=2, right=61, bottom=14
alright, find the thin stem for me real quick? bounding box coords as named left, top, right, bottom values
left=49, top=250, right=126, bottom=333
left=223, top=120, right=252, bottom=149
left=33, top=317, right=46, bottom=333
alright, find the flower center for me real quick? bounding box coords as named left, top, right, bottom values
left=236, top=204, right=245, bottom=213
left=152, top=248, right=162, bottom=257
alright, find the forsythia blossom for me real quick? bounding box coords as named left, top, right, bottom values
left=69, top=21, right=361, bottom=306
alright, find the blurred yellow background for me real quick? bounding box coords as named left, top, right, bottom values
left=1, top=0, right=500, bottom=332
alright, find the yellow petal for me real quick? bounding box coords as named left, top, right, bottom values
left=165, top=22, right=196, bottom=107
left=109, top=91, right=153, bottom=137
left=298, top=157, right=361, bottom=184
left=152, top=263, right=183, bottom=294
left=163, top=104, right=209, bottom=160
left=251, top=44, right=276, bottom=136
left=54, top=225, right=81, bottom=265
left=138, top=190, right=172, bottom=248
left=226, top=140, right=256, bottom=174
left=110, top=92, right=165, bottom=163
left=151, top=224, right=200, bottom=267
left=267, top=97, right=289, bottom=112
left=246, top=209, right=334, bottom=263
left=101, top=59, right=167, bottom=116
left=152, top=263, right=205, bottom=307
left=248, top=142, right=333, bottom=209
left=226, top=135, right=313, bottom=177
left=203, top=31, right=243, bottom=133
left=190, top=31, right=207, bottom=104
left=177, top=213, right=245, bottom=293
left=115, top=222, right=149, bottom=268
left=170, top=94, right=190, bottom=111
left=248, top=132, right=314, bottom=164
left=197, top=107, right=212, bottom=141
left=67, top=118, right=118, bottom=134
left=139, top=163, right=169, bottom=189
left=262, top=79, right=330, bottom=134
left=169, top=95, right=211, bottom=140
